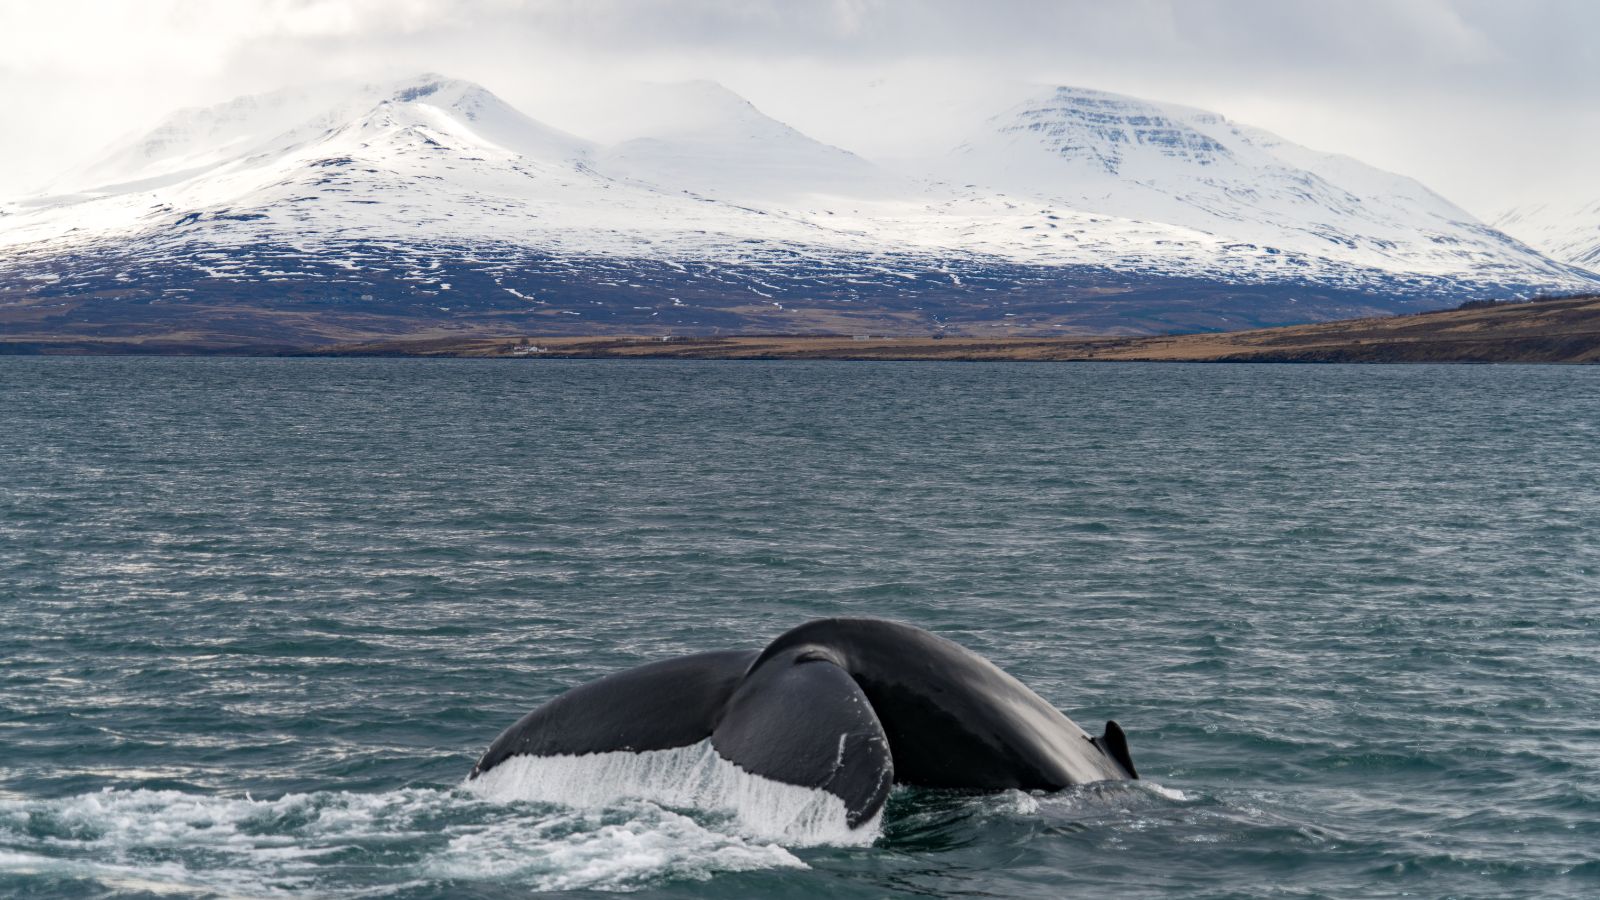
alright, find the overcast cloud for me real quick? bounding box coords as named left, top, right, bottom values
left=2, top=0, right=1594, bottom=217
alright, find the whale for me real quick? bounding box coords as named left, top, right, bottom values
left=470, top=617, right=1137, bottom=832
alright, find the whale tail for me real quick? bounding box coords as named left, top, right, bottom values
left=710, top=648, right=893, bottom=828
left=1091, top=720, right=1138, bottom=779
left=468, top=647, right=895, bottom=829
left=472, top=619, right=1137, bottom=834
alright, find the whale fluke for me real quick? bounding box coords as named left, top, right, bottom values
left=470, top=649, right=757, bottom=776
left=711, top=645, right=893, bottom=827
left=471, top=618, right=1136, bottom=834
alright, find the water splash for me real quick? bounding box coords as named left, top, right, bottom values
left=466, top=739, right=882, bottom=847
left=420, top=801, right=806, bottom=891
left=0, top=786, right=805, bottom=896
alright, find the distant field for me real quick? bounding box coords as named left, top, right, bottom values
left=321, top=294, right=1600, bottom=364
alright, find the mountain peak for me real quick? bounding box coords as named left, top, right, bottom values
left=599, top=80, right=783, bottom=142
left=937, top=83, right=1523, bottom=268
left=991, top=85, right=1235, bottom=175
left=387, top=72, right=455, bottom=97
left=594, top=80, right=892, bottom=201
left=379, top=73, right=494, bottom=107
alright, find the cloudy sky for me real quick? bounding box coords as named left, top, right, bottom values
left=1, top=0, right=1594, bottom=218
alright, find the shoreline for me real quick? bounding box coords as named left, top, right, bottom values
left=319, top=293, right=1600, bottom=364
left=4, top=294, right=1598, bottom=364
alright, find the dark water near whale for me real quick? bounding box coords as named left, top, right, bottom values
left=2, top=357, right=1598, bottom=898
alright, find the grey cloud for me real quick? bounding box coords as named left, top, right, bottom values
left=1, top=0, right=1595, bottom=216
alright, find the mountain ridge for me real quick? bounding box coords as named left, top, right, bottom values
left=3, top=73, right=1595, bottom=347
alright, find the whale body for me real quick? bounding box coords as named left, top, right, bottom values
left=470, top=617, right=1137, bottom=830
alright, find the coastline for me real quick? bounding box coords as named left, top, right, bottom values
left=318, top=293, right=1600, bottom=364
left=4, top=293, right=1597, bottom=364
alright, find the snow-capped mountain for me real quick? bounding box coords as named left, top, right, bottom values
left=1494, top=200, right=1600, bottom=271
left=938, top=86, right=1585, bottom=287
left=1, top=74, right=1594, bottom=348
left=6, top=76, right=599, bottom=249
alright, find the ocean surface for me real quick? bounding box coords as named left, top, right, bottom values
left=2, top=357, right=1597, bottom=899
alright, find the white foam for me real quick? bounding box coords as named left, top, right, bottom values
left=422, top=800, right=805, bottom=891
left=1146, top=783, right=1190, bottom=802
left=0, top=784, right=809, bottom=895
left=996, top=789, right=1043, bottom=815
left=467, top=739, right=882, bottom=847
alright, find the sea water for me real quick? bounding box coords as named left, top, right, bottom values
left=1, top=357, right=1597, bottom=898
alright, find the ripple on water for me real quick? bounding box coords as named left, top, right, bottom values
left=2, top=358, right=1599, bottom=898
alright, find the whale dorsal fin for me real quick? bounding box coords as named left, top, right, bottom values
left=1090, top=720, right=1138, bottom=779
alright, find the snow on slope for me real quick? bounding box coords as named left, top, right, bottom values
left=44, top=84, right=347, bottom=197
left=938, top=86, right=1584, bottom=286
left=1, top=74, right=1595, bottom=317
left=47, top=76, right=588, bottom=194
left=1495, top=200, right=1600, bottom=271
left=1, top=74, right=902, bottom=261
left=3, top=75, right=605, bottom=249
left=596, top=81, right=900, bottom=204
